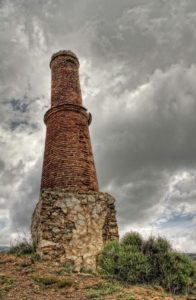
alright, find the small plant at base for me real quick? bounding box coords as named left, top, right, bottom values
left=9, top=238, right=35, bottom=256
left=126, top=294, right=135, bottom=300
left=80, top=266, right=95, bottom=275
left=29, top=252, right=40, bottom=261
left=62, top=261, right=74, bottom=273
left=55, top=261, right=75, bottom=275
left=87, top=282, right=120, bottom=298
left=0, top=275, right=14, bottom=297
left=32, top=274, right=58, bottom=286
left=57, top=278, right=72, bottom=288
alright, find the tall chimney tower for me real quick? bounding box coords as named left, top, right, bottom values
left=31, top=50, right=118, bottom=271
left=41, top=50, right=98, bottom=191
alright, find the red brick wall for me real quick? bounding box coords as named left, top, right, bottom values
left=41, top=51, right=99, bottom=191
left=50, top=51, right=82, bottom=107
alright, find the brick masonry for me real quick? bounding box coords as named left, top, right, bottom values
left=31, top=50, right=119, bottom=271
left=41, top=50, right=98, bottom=191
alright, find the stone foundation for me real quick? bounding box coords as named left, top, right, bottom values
left=31, top=189, right=119, bottom=271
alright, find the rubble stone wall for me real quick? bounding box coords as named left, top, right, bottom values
left=31, top=189, right=119, bottom=271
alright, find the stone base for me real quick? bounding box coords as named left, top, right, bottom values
left=31, top=189, right=119, bottom=271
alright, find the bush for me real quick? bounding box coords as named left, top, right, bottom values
left=142, top=236, right=195, bottom=293
left=97, top=241, right=150, bottom=284
left=121, top=232, right=143, bottom=251
left=97, top=240, right=121, bottom=277
left=157, top=251, right=195, bottom=294
left=142, top=236, right=172, bottom=282
left=117, top=245, right=150, bottom=284
left=97, top=233, right=195, bottom=295
left=9, top=238, right=35, bottom=256
left=143, top=236, right=172, bottom=256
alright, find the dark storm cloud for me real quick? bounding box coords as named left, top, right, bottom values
left=0, top=0, right=195, bottom=250
left=93, top=65, right=196, bottom=180
left=90, top=63, right=196, bottom=235
left=0, top=160, right=5, bottom=173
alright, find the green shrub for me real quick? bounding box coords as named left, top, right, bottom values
left=97, top=240, right=121, bottom=277
left=118, top=245, right=150, bottom=284
left=142, top=236, right=195, bottom=293
left=142, top=236, right=172, bottom=282
left=121, top=232, right=143, bottom=251
left=143, top=236, right=172, bottom=256
left=98, top=241, right=150, bottom=284
left=97, top=232, right=195, bottom=295
left=157, top=251, right=195, bottom=294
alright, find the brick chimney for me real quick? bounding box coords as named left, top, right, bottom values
left=41, top=50, right=98, bottom=191
left=31, top=50, right=118, bottom=271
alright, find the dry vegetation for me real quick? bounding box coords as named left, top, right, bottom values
left=0, top=252, right=194, bottom=300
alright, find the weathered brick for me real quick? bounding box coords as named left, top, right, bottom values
left=41, top=50, right=99, bottom=191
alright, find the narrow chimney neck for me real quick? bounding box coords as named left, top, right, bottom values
left=50, top=50, right=82, bottom=107
left=50, top=50, right=79, bottom=68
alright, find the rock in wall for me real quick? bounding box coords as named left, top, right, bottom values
left=31, top=189, right=119, bottom=271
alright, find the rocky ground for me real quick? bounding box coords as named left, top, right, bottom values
left=0, top=253, right=195, bottom=300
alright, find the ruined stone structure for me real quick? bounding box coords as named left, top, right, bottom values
left=31, top=50, right=118, bottom=271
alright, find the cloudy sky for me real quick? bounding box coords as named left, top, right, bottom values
left=0, top=0, right=196, bottom=252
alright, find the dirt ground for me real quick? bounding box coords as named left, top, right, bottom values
left=0, top=253, right=193, bottom=300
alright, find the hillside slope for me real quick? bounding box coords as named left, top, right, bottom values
left=0, top=253, right=193, bottom=300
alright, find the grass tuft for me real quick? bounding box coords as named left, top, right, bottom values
left=32, top=274, right=58, bottom=286
left=55, top=261, right=75, bottom=274
left=57, top=278, right=73, bottom=288
left=32, top=273, right=73, bottom=289
left=9, top=238, right=36, bottom=256
left=0, top=275, right=14, bottom=297
left=87, top=281, right=120, bottom=299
